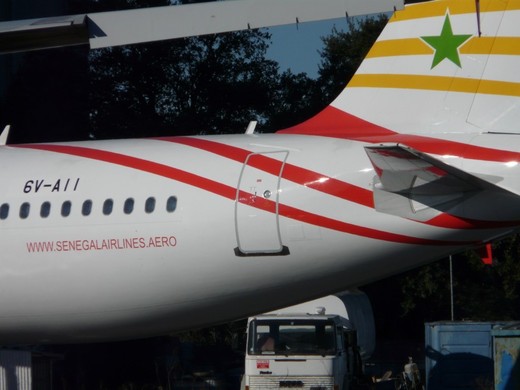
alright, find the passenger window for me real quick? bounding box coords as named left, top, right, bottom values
left=103, top=199, right=114, bottom=215
left=124, top=198, right=134, bottom=214
left=20, top=202, right=30, bottom=219
left=0, top=203, right=9, bottom=220
left=166, top=196, right=177, bottom=212
left=61, top=201, right=72, bottom=217
left=82, top=200, right=92, bottom=216
left=145, top=197, right=156, bottom=214
left=40, top=201, right=51, bottom=218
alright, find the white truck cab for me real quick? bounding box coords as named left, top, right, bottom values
left=243, top=293, right=374, bottom=390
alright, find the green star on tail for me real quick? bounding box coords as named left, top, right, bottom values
left=421, top=14, right=472, bottom=69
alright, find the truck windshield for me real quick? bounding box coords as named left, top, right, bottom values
left=248, top=319, right=337, bottom=356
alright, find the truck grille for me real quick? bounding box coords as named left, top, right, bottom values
left=249, top=376, right=334, bottom=390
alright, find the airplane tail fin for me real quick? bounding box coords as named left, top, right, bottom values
left=280, top=0, right=520, bottom=137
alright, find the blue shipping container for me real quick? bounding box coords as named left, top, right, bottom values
left=425, top=322, right=495, bottom=390
left=492, top=323, right=520, bottom=390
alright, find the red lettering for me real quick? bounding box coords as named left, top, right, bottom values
left=28, top=234, right=177, bottom=254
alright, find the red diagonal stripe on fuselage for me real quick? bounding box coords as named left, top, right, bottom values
left=158, top=136, right=519, bottom=230
left=15, top=143, right=473, bottom=246
left=238, top=190, right=468, bottom=246
left=18, top=144, right=236, bottom=200
left=159, top=136, right=374, bottom=208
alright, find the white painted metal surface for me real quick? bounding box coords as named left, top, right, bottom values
left=0, top=0, right=519, bottom=345
left=86, top=0, right=403, bottom=49
left=0, top=0, right=404, bottom=53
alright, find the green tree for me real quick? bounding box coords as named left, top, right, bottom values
left=266, top=15, right=390, bottom=131
left=265, top=70, right=320, bottom=130
left=317, top=15, right=388, bottom=106
left=89, top=29, right=282, bottom=138
left=412, top=239, right=520, bottom=321
left=455, top=237, right=520, bottom=320
left=377, top=235, right=520, bottom=340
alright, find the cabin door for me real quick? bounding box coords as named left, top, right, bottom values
left=235, top=151, right=289, bottom=256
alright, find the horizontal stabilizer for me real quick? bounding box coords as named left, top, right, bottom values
left=365, top=145, right=500, bottom=194
left=365, top=144, right=520, bottom=223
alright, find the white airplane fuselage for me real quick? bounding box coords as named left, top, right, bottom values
left=1, top=132, right=519, bottom=343
left=2, top=0, right=520, bottom=343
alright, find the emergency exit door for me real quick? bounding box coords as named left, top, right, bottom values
left=235, top=151, right=289, bottom=256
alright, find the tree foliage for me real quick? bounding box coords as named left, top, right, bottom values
left=317, top=15, right=388, bottom=106
left=364, top=235, right=520, bottom=340
left=265, top=70, right=320, bottom=131
left=266, top=15, right=390, bottom=130
left=401, top=236, right=520, bottom=323
left=89, top=29, right=280, bottom=138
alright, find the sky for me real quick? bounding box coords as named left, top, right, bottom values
left=265, top=17, right=349, bottom=79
